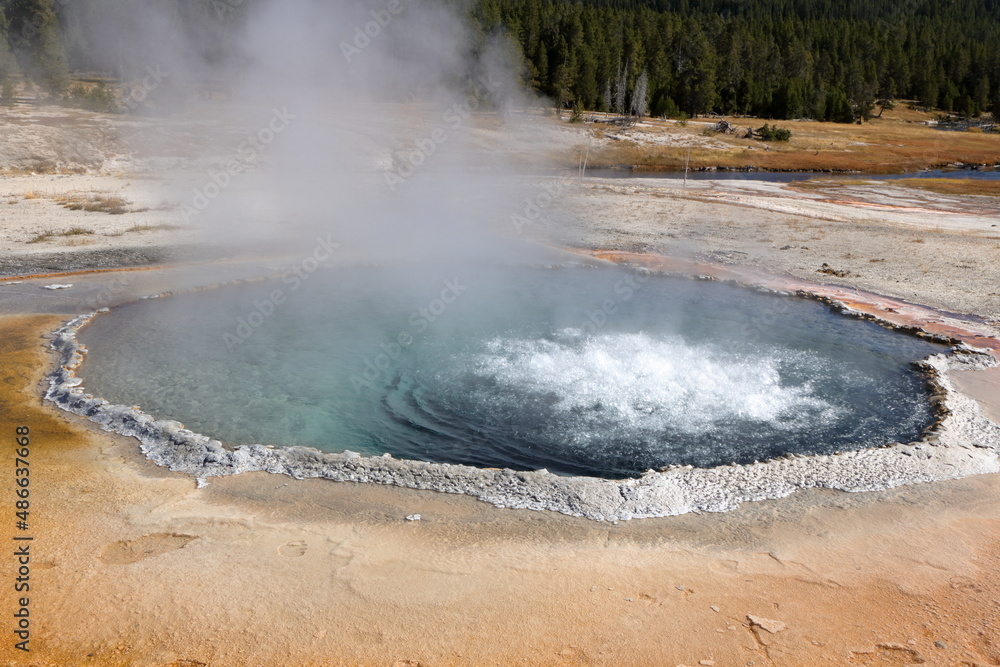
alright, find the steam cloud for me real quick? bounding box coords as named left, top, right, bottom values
left=65, top=0, right=552, bottom=265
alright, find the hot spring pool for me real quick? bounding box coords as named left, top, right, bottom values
left=77, top=265, right=947, bottom=479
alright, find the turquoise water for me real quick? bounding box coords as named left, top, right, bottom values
left=78, top=265, right=947, bottom=478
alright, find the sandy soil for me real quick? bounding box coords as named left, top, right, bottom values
left=0, top=174, right=190, bottom=255
left=3, top=104, right=1000, bottom=665
left=6, top=171, right=1000, bottom=330
left=541, top=176, right=1000, bottom=327
left=3, top=312, right=1000, bottom=666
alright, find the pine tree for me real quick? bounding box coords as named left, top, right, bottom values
left=0, top=6, right=20, bottom=90
left=826, top=89, right=854, bottom=123
left=4, top=0, right=69, bottom=94
left=631, top=69, right=648, bottom=117
left=614, top=58, right=627, bottom=116
left=991, top=72, right=1000, bottom=118
left=675, top=19, right=717, bottom=115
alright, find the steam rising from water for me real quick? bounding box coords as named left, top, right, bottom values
left=66, top=0, right=548, bottom=268
left=60, top=5, right=951, bottom=481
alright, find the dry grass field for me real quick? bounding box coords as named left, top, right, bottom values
left=574, top=104, right=1000, bottom=173
left=891, top=177, right=1000, bottom=197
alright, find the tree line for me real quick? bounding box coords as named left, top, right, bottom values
left=469, top=0, right=1000, bottom=121
left=2, top=0, right=1000, bottom=122
left=0, top=0, right=69, bottom=98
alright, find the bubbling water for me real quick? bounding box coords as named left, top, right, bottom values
left=77, top=265, right=946, bottom=478
left=466, top=332, right=841, bottom=436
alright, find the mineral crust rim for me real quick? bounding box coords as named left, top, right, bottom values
left=42, top=274, right=1000, bottom=522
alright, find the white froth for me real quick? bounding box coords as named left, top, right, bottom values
left=466, top=332, right=843, bottom=439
